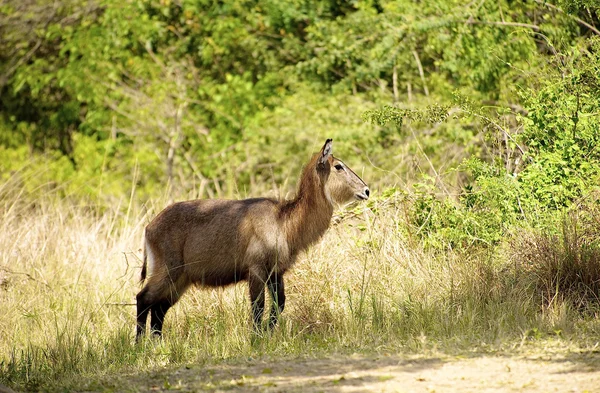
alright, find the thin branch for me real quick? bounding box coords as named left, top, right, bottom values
left=572, top=91, right=580, bottom=139
left=466, top=20, right=541, bottom=31
left=392, top=65, right=399, bottom=102
left=409, top=125, right=451, bottom=196
left=482, top=100, right=529, bottom=116
left=183, top=151, right=211, bottom=184
left=103, top=99, right=148, bottom=132
left=1, top=39, right=42, bottom=86
left=412, top=49, right=429, bottom=97
left=0, top=2, right=58, bottom=85
left=141, top=39, right=168, bottom=72
left=534, top=0, right=600, bottom=36
left=0, top=266, right=51, bottom=289
left=471, top=112, right=527, bottom=156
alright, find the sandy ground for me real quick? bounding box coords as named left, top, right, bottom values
left=138, top=351, right=600, bottom=393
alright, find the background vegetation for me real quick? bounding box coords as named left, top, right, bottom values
left=1, top=0, right=600, bottom=391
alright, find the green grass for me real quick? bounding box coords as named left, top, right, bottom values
left=1, top=183, right=600, bottom=392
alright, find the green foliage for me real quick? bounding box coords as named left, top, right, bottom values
left=358, top=28, right=600, bottom=249
left=409, top=158, right=522, bottom=249
left=556, top=0, right=600, bottom=14
left=2, top=0, right=599, bottom=206
left=363, top=104, right=451, bottom=127
left=518, top=37, right=600, bottom=209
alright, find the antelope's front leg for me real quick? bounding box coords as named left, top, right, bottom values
left=267, top=273, right=285, bottom=329
left=248, top=269, right=267, bottom=331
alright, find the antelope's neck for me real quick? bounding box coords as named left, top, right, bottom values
left=280, top=187, right=334, bottom=256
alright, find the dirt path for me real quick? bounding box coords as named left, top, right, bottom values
left=140, top=351, right=600, bottom=393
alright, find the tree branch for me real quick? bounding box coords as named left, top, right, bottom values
left=465, top=20, right=541, bottom=31
left=534, top=0, right=600, bottom=36
left=412, top=49, right=429, bottom=97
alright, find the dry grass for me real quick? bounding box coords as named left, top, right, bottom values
left=1, top=179, right=599, bottom=392
left=509, top=206, right=600, bottom=311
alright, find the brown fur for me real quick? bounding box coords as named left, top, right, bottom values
left=135, top=139, right=369, bottom=339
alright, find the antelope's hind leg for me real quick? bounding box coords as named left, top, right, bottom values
left=150, top=299, right=174, bottom=337
left=136, top=285, right=152, bottom=340
left=136, top=273, right=188, bottom=340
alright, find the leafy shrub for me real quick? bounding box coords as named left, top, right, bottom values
left=408, top=157, right=523, bottom=249
left=518, top=37, right=600, bottom=209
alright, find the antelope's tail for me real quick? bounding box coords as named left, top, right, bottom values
left=140, top=243, right=147, bottom=284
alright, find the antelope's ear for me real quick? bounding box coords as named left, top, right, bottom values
left=318, top=139, right=333, bottom=167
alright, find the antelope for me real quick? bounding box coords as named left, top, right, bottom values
left=136, top=139, right=369, bottom=339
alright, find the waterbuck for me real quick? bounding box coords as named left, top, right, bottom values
left=136, top=139, right=369, bottom=339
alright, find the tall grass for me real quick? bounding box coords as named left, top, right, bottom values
left=1, top=175, right=599, bottom=391
left=509, top=205, right=600, bottom=311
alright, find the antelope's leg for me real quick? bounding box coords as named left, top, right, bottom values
left=136, top=286, right=152, bottom=341
left=137, top=272, right=188, bottom=340
left=248, top=268, right=267, bottom=331
left=267, top=272, right=285, bottom=329
left=150, top=300, right=173, bottom=337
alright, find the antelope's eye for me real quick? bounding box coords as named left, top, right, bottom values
left=334, top=164, right=344, bottom=171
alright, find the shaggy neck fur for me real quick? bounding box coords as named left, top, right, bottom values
left=279, top=153, right=334, bottom=256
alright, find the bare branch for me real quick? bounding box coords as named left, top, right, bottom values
left=465, top=20, right=541, bottom=31
left=534, top=0, right=600, bottom=36
left=392, top=65, right=399, bottom=102
left=412, top=49, right=429, bottom=97
left=471, top=112, right=526, bottom=156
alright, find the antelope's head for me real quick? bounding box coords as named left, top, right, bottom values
left=317, top=139, right=370, bottom=205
